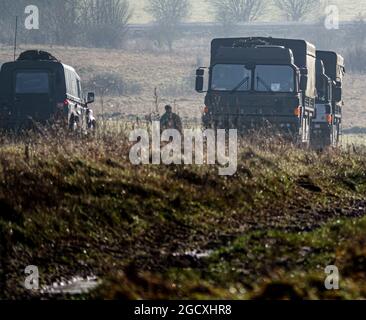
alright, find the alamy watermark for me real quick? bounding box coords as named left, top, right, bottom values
left=25, top=5, right=39, bottom=30
left=129, top=122, right=238, bottom=176
left=24, top=265, right=39, bottom=291
left=325, top=265, right=340, bottom=290
left=324, top=5, right=340, bottom=30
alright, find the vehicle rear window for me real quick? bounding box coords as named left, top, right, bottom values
left=15, top=71, right=49, bottom=94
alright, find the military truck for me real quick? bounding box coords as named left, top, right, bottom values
left=311, top=51, right=345, bottom=149
left=0, top=50, right=96, bottom=131
left=195, top=37, right=317, bottom=144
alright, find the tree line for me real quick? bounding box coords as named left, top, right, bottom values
left=0, top=0, right=344, bottom=49
left=0, top=0, right=132, bottom=48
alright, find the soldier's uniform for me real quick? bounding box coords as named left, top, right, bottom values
left=160, top=105, right=182, bottom=134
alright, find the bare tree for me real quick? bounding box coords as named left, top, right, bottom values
left=145, top=0, right=190, bottom=50
left=274, top=0, right=321, bottom=21
left=81, top=0, right=132, bottom=26
left=43, top=0, right=81, bottom=45
left=209, top=0, right=267, bottom=25
left=80, top=0, right=132, bottom=48
left=0, top=0, right=132, bottom=47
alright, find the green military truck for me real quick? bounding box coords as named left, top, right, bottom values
left=0, top=50, right=96, bottom=131
left=312, top=51, right=345, bottom=149
left=195, top=37, right=318, bottom=145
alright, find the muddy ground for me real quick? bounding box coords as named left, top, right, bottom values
left=0, top=131, right=365, bottom=300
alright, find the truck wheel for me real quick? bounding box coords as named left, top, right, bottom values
left=88, top=119, right=97, bottom=131
left=301, top=116, right=311, bottom=148
left=69, top=115, right=79, bottom=132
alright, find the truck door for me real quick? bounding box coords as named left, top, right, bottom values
left=13, top=69, right=55, bottom=122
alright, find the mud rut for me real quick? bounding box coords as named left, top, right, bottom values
left=130, top=199, right=366, bottom=272
left=2, top=199, right=366, bottom=299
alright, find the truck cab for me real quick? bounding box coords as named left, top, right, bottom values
left=196, top=37, right=316, bottom=144
left=0, top=50, right=95, bottom=132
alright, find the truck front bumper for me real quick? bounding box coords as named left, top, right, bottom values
left=203, top=113, right=301, bottom=134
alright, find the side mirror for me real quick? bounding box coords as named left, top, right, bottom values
left=195, top=68, right=205, bottom=93
left=87, top=92, right=95, bottom=104
left=334, top=87, right=342, bottom=102
left=300, top=75, right=308, bottom=91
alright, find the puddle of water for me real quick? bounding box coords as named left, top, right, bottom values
left=41, top=276, right=100, bottom=295
left=173, top=250, right=213, bottom=259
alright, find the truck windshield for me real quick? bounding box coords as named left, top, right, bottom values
left=15, top=71, right=50, bottom=94
left=254, top=65, right=295, bottom=93
left=316, top=76, right=330, bottom=103
left=211, top=64, right=251, bottom=91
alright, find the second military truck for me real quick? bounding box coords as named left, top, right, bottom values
left=312, top=50, right=345, bottom=149
left=195, top=37, right=345, bottom=148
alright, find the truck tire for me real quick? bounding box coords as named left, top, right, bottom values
left=69, top=115, right=79, bottom=132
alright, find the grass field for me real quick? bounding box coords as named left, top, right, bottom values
left=130, top=0, right=366, bottom=23
left=0, top=130, right=365, bottom=299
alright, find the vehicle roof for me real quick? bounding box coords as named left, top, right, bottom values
left=316, top=50, right=345, bottom=67
left=212, top=37, right=316, bottom=55
left=0, top=60, right=80, bottom=79
left=214, top=46, right=295, bottom=65
left=316, top=50, right=345, bottom=81
left=62, top=63, right=80, bottom=79
left=211, top=37, right=316, bottom=71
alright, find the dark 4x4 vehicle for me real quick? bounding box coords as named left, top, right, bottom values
left=0, top=50, right=96, bottom=131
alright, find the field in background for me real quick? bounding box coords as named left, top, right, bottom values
left=130, top=0, right=366, bottom=23
left=343, top=135, right=366, bottom=147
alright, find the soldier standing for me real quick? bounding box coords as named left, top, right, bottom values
left=160, top=105, right=182, bottom=134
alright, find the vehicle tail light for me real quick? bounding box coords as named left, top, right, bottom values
left=326, top=114, right=333, bottom=124
left=204, top=106, right=209, bottom=114
left=57, top=99, right=69, bottom=109
left=294, top=106, right=302, bottom=117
